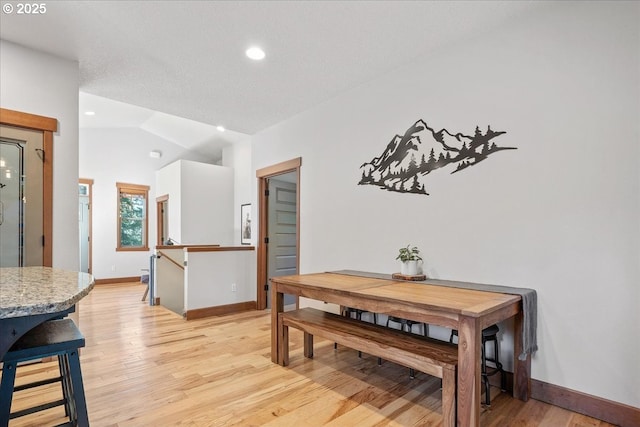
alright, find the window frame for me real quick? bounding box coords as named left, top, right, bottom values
left=116, top=182, right=150, bottom=252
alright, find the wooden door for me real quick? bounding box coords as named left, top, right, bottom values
left=156, top=195, right=169, bottom=245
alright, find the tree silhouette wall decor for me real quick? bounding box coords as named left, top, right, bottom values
left=358, top=119, right=516, bottom=195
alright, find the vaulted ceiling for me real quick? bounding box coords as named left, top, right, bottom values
left=1, top=1, right=541, bottom=153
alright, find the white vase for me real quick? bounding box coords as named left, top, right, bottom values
left=401, top=260, right=419, bottom=276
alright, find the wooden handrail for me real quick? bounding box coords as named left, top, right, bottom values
left=157, top=250, right=184, bottom=270
left=155, top=244, right=220, bottom=250
left=186, top=246, right=255, bottom=252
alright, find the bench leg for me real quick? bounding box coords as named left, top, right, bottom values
left=67, top=350, right=89, bottom=427
left=280, top=323, right=289, bottom=366
left=0, top=361, right=18, bottom=426
left=303, top=332, right=314, bottom=359
left=441, top=367, right=456, bottom=427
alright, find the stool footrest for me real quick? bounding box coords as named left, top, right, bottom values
left=484, top=366, right=503, bottom=377
left=14, top=375, right=64, bottom=391
left=10, top=398, right=67, bottom=419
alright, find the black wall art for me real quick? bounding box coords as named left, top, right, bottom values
left=358, top=119, right=516, bottom=195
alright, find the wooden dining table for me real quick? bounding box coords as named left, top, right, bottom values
left=270, top=272, right=531, bottom=427
left=0, top=267, right=95, bottom=360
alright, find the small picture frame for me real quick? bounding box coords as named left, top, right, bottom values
left=241, top=203, right=252, bottom=245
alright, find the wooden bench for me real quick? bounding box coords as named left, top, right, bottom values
left=279, top=308, right=458, bottom=426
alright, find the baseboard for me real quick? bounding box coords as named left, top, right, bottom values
left=531, top=378, right=640, bottom=427
left=488, top=371, right=639, bottom=426
left=185, top=301, right=256, bottom=320
left=94, top=276, right=141, bottom=285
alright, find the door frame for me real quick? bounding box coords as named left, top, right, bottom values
left=255, top=157, right=301, bottom=310
left=156, top=194, right=169, bottom=246
left=0, top=108, right=56, bottom=266
left=79, top=178, right=94, bottom=274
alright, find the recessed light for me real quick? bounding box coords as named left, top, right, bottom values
left=84, top=111, right=95, bottom=116
left=245, top=46, right=265, bottom=60
left=216, top=126, right=225, bottom=132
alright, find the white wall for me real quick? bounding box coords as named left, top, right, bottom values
left=156, top=159, right=235, bottom=246
left=154, top=247, right=186, bottom=315
left=223, top=139, right=253, bottom=245
left=79, top=127, right=211, bottom=279
left=180, top=160, right=234, bottom=245
left=185, top=249, right=256, bottom=310
left=251, top=2, right=639, bottom=408
left=0, top=40, right=79, bottom=270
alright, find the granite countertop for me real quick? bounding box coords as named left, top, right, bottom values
left=0, top=267, right=95, bottom=319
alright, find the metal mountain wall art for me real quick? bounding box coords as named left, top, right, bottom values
left=358, top=119, right=517, bottom=195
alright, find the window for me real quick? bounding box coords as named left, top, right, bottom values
left=116, top=182, right=149, bottom=251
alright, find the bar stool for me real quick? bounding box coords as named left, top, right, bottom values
left=386, top=316, right=429, bottom=378
left=336, top=307, right=378, bottom=359
left=449, top=324, right=505, bottom=405
left=386, top=316, right=428, bottom=337
left=0, top=318, right=89, bottom=426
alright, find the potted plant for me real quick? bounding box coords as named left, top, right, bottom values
left=396, top=244, right=422, bottom=275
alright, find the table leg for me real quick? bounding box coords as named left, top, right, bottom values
left=270, top=284, right=285, bottom=364
left=513, top=308, right=531, bottom=401
left=457, top=315, right=481, bottom=427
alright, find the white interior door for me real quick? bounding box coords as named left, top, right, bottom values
left=266, top=173, right=298, bottom=308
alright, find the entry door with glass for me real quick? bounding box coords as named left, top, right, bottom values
left=0, top=125, right=44, bottom=267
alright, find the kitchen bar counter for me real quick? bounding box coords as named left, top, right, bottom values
left=0, top=266, right=95, bottom=359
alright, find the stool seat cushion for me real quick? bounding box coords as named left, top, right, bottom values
left=388, top=316, right=420, bottom=325
left=482, top=324, right=499, bottom=337
left=3, top=319, right=85, bottom=362
left=451, top=324, right=500, bottom=339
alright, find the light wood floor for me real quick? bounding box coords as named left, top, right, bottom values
left=6, top=283, right=613, bottom=426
